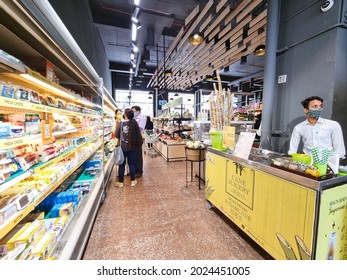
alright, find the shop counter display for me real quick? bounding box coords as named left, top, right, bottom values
left=205, top=147, right=347, bottom=260
left=154, top=138, right=186, bottom=162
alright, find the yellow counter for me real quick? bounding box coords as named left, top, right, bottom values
left=205, top=148, right=347, bottom=260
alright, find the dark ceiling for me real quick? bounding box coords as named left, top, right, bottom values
left=88, top=0, right=265, bottom=92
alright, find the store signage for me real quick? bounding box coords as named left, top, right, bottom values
left=158, top=100, right=167, bottom=106
left=232, top=132, right=255, bottom=159
left=222, top=126, right=235, bottom=151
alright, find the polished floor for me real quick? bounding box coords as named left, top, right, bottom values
left=83, top=148, right=272, bottom=260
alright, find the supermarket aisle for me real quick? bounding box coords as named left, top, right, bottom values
left=83, top=149, right=272, bottom=260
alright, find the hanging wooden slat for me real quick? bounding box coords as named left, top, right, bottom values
left=224, top=0, right=251, bottom=26
left=236, top=0, right=263, bottom=23
left=204, top=5, right=230, bottom=36
left=216, top=0, right=229, bottom=13
left=150, top=0, right=266, bottom=90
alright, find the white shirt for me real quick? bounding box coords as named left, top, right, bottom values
left=288, top=117, right=346, bottom=159
left=134, top=113, right=146, bottom=134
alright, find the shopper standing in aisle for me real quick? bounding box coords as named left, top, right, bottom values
left=112, top=108, right=123, bottom=141
left=131, top=105, right=146, bottom=178
left=145, top=116, right=154, bottom=130
left=115, top=109, right=143, bottom=187
left=288, top=96, right=346, bottom=159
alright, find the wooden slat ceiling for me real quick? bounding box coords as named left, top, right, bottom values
left=148, top=0, right=267, bottom=90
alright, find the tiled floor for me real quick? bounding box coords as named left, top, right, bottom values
left=83, top=149, right=272, bottom=260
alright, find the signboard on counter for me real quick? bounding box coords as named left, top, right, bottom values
left=315, top=183, right=347, bottom=260
left=232, top=131, right=255, bottom=159
left=222, top=126, right=236, bottom=151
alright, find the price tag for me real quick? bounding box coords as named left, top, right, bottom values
left=41, top=122, right=53, bottom=144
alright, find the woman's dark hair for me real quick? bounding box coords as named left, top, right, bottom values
left=125, top=109, right=142, bottom=149
left=115, top=108, right=122, bottom=115
left=301, top=96, right=323, bottom=109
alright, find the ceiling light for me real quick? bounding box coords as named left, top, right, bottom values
left=174, top=93, right=179, bottom=97
left=164, top=69, right=173, bottom=77
left=132, top=23, right=137, bottom=41
left=134, top=0, right=140, bottom=5
left=170, top=98, right=173, bottom=100
left=131, top=61, right=136, bottom=68
left=130, top=53, right=135, bottom=60
left=20, top=73, right=76, bottom=100
left=254, top=44, right=266, bottom=56
left=148, top=96, right=152, bottom=99
left=189, top=31, right=204, bottom=45
left=132, top=43, right=138, bottom=52
left=187, top=99, right=191, bottom=101
left=131, top=16, right=139, bottom=24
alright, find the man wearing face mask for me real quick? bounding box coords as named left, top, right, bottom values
left=288, top=96, right=346, bottom=159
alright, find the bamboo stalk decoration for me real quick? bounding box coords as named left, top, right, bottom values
left=209, top=88, right=217, bottom=129
left=230, top=91, right=234, bottom=124
left=226, top=89, right=231, bottom=126
left=216, top=69, right=223, bottom=93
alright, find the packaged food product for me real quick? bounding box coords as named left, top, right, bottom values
left=1, top=168, right=11, bottom=180
left=1, top=83, right=17, bottom=98
left=0, top=158, right=12, bottom=170
left=30, top=91, right=41, bottom=103
left=14, top=88, right=31, bottom=101
left=0, top=150, right=7, bottom=160
left=0, top=223, right=30, bottom=253
left=306, top=168, right=320, bottom=177
left=0, top=123, right=11, bottom=138
left=30, top=232, right=57, bottom=260
left=11, top=125, right=24, bottom=137
left=13, top=220, right=46, bottom=248
left=25, top=122, right=40, bottom=135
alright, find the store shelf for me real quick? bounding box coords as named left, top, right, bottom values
left=0, top=134, right=42, bottom=150
left=0, top=96, right=100, bottom=118
left=0, top=204, right=35, bottom=240
left=0, top=140, right=102, bottom=240
left=0, top=169, right=33, bottom=193
left=33, top=136, right=98, bottom=174
left=52, top=129, right=78, bottom=137
left=34, top=141, right=102, bottom=205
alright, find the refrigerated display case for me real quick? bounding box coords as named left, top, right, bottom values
left=0, top=0, right=116, bottom=260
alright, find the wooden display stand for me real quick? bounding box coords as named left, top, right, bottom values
left=153, top=139, right=186, bottom=162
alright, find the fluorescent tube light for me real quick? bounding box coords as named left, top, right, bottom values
left=20, top=73, right=76, bottom=100
left=132, top=23, right=137, bottom=41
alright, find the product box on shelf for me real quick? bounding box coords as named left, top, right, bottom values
left=15, top=153, right=38, bottom=171
left=50, top=202, right=75, bottom=218
left=30, top=232, right=57, bottom=260
left=14, top=88, right=31, bottom=101
left=21, top=211, right=45, bottom=224
left=0, top=196, right=18, bottom=225
left=0, top=222, right=31, bottom=254
left=0, top=243, right=28, bottom=260
left=11, top=219, right=46, bottom=249
left=0, top=123, right=11, bottom=138
left=1, top=83, right=17, bottom=98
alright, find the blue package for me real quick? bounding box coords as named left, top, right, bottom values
left=1, top=84, right=16, bottom=98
